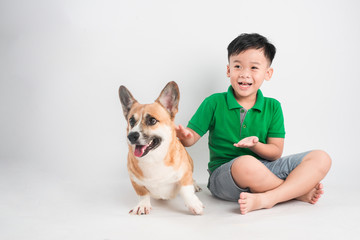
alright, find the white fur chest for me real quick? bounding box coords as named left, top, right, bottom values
left=130, top=154, right=184, bottom=200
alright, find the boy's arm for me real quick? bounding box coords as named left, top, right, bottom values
left=175, top=124, right=201, bottom=147
left=234, top=137, right=284, bottom=161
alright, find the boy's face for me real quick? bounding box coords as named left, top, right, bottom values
left=227, top=48, right=273, bottom=102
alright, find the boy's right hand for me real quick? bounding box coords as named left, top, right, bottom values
left=175, top=124, right=193, bottom=140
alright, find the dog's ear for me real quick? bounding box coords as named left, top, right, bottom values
left=156, top=81, right=180, bottom=119
left=119, top=85, right=137, bottom=119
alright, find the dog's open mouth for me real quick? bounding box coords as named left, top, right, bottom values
left=134, top=138, right=161, bottom=158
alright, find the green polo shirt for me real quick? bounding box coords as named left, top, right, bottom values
left=187, top=86, right=285, bottom=172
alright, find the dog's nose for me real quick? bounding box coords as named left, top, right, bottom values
left=127, top=132, right=140, bottom=144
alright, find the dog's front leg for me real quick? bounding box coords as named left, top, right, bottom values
left=129, top=180, right=152, bottom=215
left=179, top=185, right=204, bottom=215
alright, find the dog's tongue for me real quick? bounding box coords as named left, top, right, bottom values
left=134, top=145, right=148, bottom=157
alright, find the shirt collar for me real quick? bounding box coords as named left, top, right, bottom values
left=226, top=86, right=264, bottom=112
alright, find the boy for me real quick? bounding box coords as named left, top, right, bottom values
left=176, top=33, right=332, bottom=214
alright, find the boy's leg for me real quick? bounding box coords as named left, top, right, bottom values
left=237, top=150, right=331, bottom=214
left=207, top=156, right=282, bottom=202
left=231, top=155, right=284, bottom=193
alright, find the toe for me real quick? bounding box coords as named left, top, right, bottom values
left=240, top=192, right=247, bottom=200
left=240, top=208, right=247, bottom=215
left=238, top=198, right=247, bottom=204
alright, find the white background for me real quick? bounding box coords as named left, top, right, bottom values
left=1, top=0, right=360, bottom=239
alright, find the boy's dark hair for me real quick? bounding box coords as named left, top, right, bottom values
left=227, top=33, right=276, bottom=65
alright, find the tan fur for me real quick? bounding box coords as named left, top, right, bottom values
left=127, top=148, right=143, bottom=179
left=130, top=179, right=149, bottom=196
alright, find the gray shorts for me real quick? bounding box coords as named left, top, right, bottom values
left=207, top=151, right=311, bottom=202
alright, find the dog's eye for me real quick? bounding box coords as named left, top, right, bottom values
left=129, top=116, right=136, bottom=127
left=147, top=117, right=158, bottom=126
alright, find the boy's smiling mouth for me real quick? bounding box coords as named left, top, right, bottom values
left=238, top=81, right=252, bottom=86
left=238, top=81, right=253, bottom=89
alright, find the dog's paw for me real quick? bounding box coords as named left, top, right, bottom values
left=180, top=185, right=204, bottom=215
left=129, top=196, right=152, bottom=215
left=186, top=196, right=204, bottom=215
left=129, top=203, right=152, bottom=215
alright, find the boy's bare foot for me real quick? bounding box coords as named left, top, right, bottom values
left=238, top=192, right=274, bottom=215
left=238, top=183, right=324, bottom=214
left=296, top=183, right=324, bottom=204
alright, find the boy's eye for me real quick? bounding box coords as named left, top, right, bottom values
left=252, top=66, right=258, bottom=70
left=234, top=65, right=241, bottom=69
left=129, top=116, right=136, bottom=127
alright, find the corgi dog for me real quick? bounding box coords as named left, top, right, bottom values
left=119, top=81, right=204, bottom=215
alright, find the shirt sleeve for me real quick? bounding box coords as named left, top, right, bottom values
left=267, top=101, right=286, bottom=138
left=187, top=96, right=215, bottom=137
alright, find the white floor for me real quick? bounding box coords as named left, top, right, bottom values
left=1, top=159, right=359, bottom=240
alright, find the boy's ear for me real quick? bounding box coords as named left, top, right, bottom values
left=156, top=81, right=179, bottom=119
left=265, top=67, right=274, bottom=81
left=226, top=65, right=230, bottom=77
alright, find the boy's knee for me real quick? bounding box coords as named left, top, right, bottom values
left=231, top=156, right=261, bottom=184
left=304, top=150, right=332, bottom=173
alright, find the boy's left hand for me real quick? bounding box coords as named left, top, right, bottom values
left=234, top=136, right=259, bottom=148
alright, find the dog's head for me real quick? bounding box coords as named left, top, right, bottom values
left=119, top=81, right=180, bottom=158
